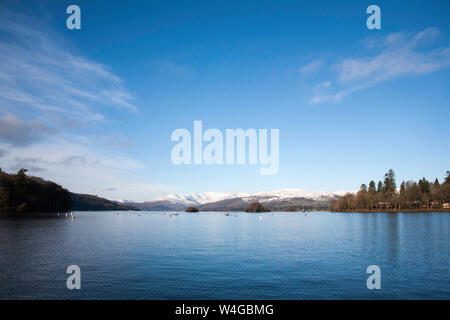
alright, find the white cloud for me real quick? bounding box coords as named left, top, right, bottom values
left=155, top=61, right=189, bottom=73
left=0, top=138, right=170, bottom=202
left=0, top=9, right=168, bottom=201
left=298, top=59, right=324, bottom=75
left=309, top=28, right=450, bottom=104
left=0, top=9, right=138, bottom=128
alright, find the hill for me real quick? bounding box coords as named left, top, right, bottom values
left=198, top=196, right=331, bottom=212
left=0, top=168, right=71, bottom=212
left=0, top=168, right=137, bottom=212
left=131, top=189, right=343, bottom=211
left=70, top=193, right=138, bottom=211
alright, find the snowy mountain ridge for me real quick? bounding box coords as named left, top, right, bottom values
left=151, top=188, right=355, bottom=206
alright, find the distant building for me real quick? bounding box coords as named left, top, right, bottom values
left=430, top=201, right=441, bottom=209
left=377, top=202, right=392, bottom=209
left=444, top=203, right=450, bottom=208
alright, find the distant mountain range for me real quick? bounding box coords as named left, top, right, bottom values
left=0, top=168, right=352, bottom=213
left=128, top=189, right=355, bottom=212
left=71, top=193, right=139, bottom=211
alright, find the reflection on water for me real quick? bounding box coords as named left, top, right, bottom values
left=0, top=211, right=448, bottom=299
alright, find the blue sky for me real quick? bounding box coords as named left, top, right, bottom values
left=0, top=0, right=449, bottom=201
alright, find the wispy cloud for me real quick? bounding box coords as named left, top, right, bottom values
left=298, top=59, right=324, bottom=75
left=0, top=9, right=138, bottom=129
left=0, top=9, right=168, bottom=201
left=308, top=28, right=450, bottom=104
left=155, top=61, right=189, bottom=73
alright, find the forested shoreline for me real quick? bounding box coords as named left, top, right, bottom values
left=0, top=168, right=138, bottom=213
left=331, top=170, right=450, bottom=212
left=2, top=167, right=449, bottom=214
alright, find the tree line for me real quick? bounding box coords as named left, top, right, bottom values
left=0, top=168, right=71, bottom=212
left=331, top=169, right=450, bottom=212
left=0, top=168, right=138, bottom=213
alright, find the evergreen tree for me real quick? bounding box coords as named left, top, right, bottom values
left=368, top=181, right=376, bottom=194
left=419, top=178, right=430, bottom=194
left=445, top=171, right=450, bottom=184
left=377, top=181, right=383, bottom=193
left=399, top=181, right=407, bottom=209
left=383, top=169, right=396, bottom=193
left=400, top=181, right=406, bottom=194
left=14, top=168, right=28, bottom=208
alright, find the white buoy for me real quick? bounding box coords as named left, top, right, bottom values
left=259, top=216, right=262, bottom=221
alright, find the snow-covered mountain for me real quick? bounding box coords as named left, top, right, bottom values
left=249, top=189, right=339, bottom=202
left=113, top=199, right=134, bottom=204
left=153, top=192, right=250, bottom=205
left=133, top=188, right=355, bottom=211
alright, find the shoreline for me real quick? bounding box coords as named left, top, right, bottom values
left=331, top=208, right=450, bottom=213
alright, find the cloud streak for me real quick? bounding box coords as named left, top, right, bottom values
left=0, top=8, right=168, bottom=201
left=298, top=59, right=324, bottom=75
left=0, top=9, right=138, bottom=129
left=308, top=28, right=450, bottom=104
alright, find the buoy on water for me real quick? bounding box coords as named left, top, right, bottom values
left=259, top=216, right=262, bottom=221
left=72, top=216, right=75, bottom=219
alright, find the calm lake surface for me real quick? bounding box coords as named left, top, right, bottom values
left=0, top=211, right=448, bottom=299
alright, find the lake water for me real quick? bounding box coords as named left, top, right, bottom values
left=0, top=211, right=448, bottom=299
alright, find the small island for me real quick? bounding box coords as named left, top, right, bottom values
left=186, top=206, right=199, bottom=212
left=245, top=202, right=270, bottom=213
